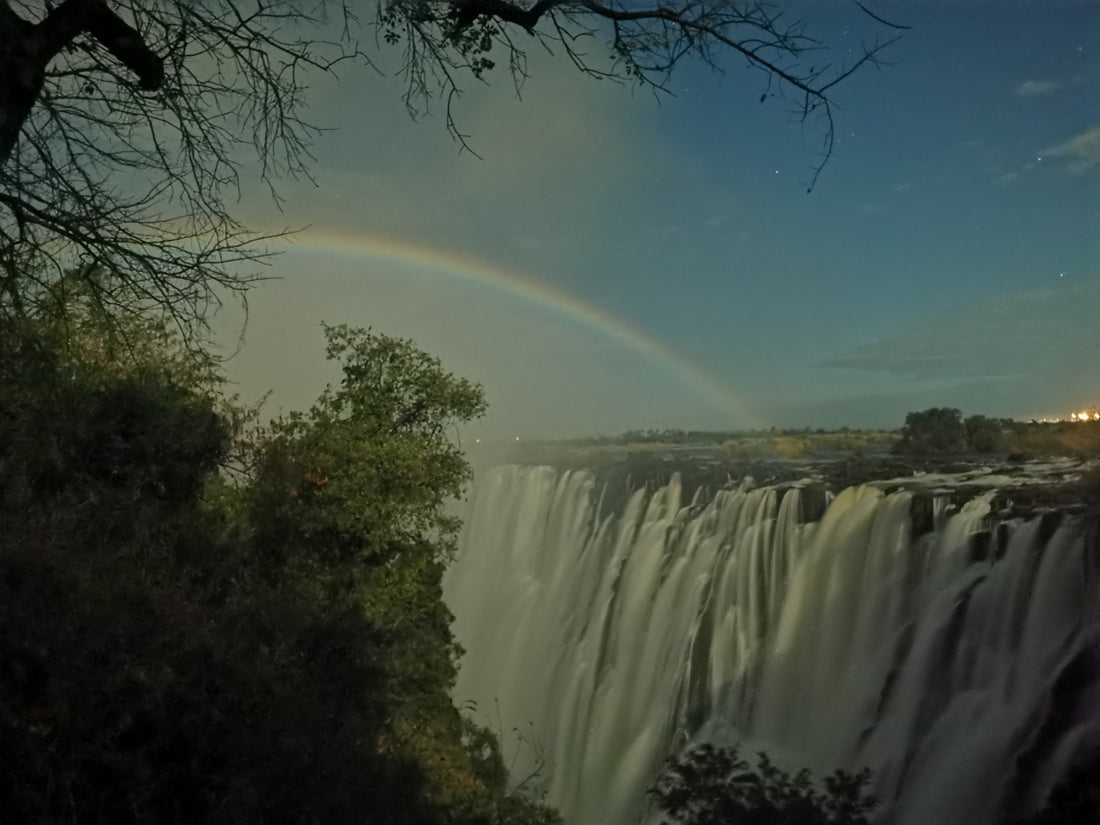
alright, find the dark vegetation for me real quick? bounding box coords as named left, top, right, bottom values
left=1, top=5, right=1095, bottom=824
left=2, top=289, right=1097, bottom=823
left=0, top=284, right=558, bottom=824
left=896, top=407, right=1100, bottom=460
left=649, top=743, right=1100, bottom=825
left=650, top=744, right=878, bottom=825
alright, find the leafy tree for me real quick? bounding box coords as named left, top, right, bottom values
left=649, top=743, right=878, bottom=825
left=0, top=305, right=556, bottom=824
left=0, top=0, right=904, bottom=331
left=243, top=323, right=487, bottom=580
left=897, top=407, right=967, bottom=455
left=965, top=414, right=1004, bottom=453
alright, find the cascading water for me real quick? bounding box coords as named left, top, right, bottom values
left=445, top=464, right=1100, bottom=825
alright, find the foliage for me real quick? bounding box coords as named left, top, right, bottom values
left=896, top=407, right=967, bottom=455
left=0, top=291, right=228, bottom=514
left=965, top=414, right=1004, bottom=453
left=649, top=743, right=878, bottom=825
left=243, top=323, right=487, bottom=585
left=0, top=308, right=555, bottom=825
left=895, top=408, right=1100, bottom=457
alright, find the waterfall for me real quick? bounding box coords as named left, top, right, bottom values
left=445, top=464, right=1100, bottom=825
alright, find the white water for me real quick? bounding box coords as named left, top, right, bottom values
left=446, top=465, right=1100, bottom=825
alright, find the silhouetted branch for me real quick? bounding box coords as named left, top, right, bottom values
left=382, top=0, right=906, bottom=188
left=0, top=0, right=905, bottom=337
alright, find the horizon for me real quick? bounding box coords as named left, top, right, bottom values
left=212, top=0, right=1097, bottom=441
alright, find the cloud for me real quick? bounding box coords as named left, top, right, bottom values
left=1042, top=124, right=1100, bottom=173
left=820, top=283, right=1100, bottom=385
left=993, top=171, right=1019, bottom=186
left=891, top=182, right=912, bottom=192
left=1016, top=79, right=1061, bottom=97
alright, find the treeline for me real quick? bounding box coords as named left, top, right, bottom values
left=575, top=426, right=891, bottom=446
left=897, top=407, right=1100, bottom=458
left=0, top=282, right=557, bottom=825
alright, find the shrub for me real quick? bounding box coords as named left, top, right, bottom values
left=650, top=744, right=877, bottom=825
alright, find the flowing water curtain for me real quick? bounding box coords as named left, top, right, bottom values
left=446, top=466, right=1100, bottom=825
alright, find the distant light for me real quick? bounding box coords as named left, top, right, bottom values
left=1071, top=413, right=1079, bottom=421
left=1082, top=412, right=1091, bottom=420
left=475, top=438, right=481, bottom=443
left=515, top=436, right=520, bottom=441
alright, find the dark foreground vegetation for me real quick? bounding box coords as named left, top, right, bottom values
left=650, top=745, right=878, bottom=825
left=2, top=284, right=1098, bottom=825
left=0, top=282, right=558, bottom=825
left=647, top=743, right=1100, bottom=825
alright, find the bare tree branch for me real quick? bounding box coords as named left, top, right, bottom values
left=381, top=0, right=905, bottom=189
left=0, top=1, right=363, bottom=337
left=0, top=0, right=904, bottom=340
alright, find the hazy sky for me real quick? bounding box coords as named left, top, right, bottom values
left=215, top=0, right=1099, bottom=439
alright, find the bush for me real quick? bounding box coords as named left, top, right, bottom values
left=965, top=414, right=1004, bottom=453
left=897, top=407, right=966, bottom=455
left=0, top=313, right=558, bottom=825
left=649, top=744, right=877, bottom=825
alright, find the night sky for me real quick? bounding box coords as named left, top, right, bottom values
left=215, top=0, right=1099, bottom=439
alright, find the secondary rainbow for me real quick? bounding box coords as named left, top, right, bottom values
left=282, top=230, right=760, bottom=428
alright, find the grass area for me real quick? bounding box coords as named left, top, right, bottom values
left=1003, top=421, right=1100, bottom=459
left=509, top=429, right=901, bottom=467
left=718, top=431, right=899, bottom=460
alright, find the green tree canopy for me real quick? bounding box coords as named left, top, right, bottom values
left=0, top=305, right=556, bottom=824
left=964, top=414, right=1004, bottom=453
left=244, top=323, right=487, bottom=579
left=897, top=407, right=967, bottom=455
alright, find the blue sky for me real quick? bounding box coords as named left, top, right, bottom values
left=216, top=0, right=1099, bottom=438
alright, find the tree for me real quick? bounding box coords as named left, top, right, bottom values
left=0, top=0, right=350, bottom=331
left=964, top=414, right=1003, bottom=453
left=649, top=743, right=878, bottom=825
left=244, top=323, right=487, bottom=580
left=897, top=407, right=967, bottom=455
left=0, top=0, right=905, bottom=333
left=0, top=305, right=557, bottom=824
